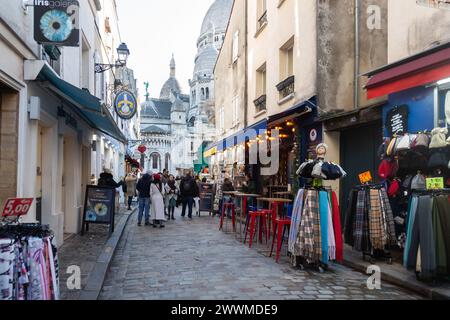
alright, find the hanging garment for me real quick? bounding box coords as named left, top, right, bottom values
left=298, top=190, right=322, bottom=262
left=353, top=190, right=371, bottom=252
left=0, top=240, right=15, bottom=301
left=406, top=196, right=437, bottom=279
left=369, top=189, right=385, bottom=250
left=379, top=188, right=397, bottom=246
left=445, top=91, right=450, bottom=126
left=27, top=237, right=48, bottom=301
left=13, top=242, right=29, bottom=301
left=319, top=191, right=329, bottom=265
left=327, top=195, right=336, bottom=261
left=404, top=196, right=419, bottom=267
left=331, top=192, right=343, bottom=263
left=344, top=190, right=357, bottom=246
left=432, top=200, right=447, bottom=275
left=289, top=189, right=305, bottom=255
left=435, top=195, right=450, bottom=275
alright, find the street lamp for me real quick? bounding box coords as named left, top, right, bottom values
left=95, top=42, right=130, bottom=73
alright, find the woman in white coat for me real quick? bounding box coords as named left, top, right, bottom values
left=150, top=174, right=166, bottom=228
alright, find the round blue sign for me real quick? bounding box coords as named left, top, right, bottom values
left=114, top=90, right=137, bottom=120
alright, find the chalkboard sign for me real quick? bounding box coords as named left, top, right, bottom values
left=81, top=185, right=115, bottom=235
left=199, top=183, right=214, bottom=216
left=387, top=105, right=409, bottom=136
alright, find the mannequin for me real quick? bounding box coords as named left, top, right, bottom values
left=316, top=143, right=328, bottom=160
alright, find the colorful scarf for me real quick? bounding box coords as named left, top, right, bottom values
left=289, top=189, right=304, bottom=256
left=298, top=190, right=321, bottom=262
left=354, top=190, right=370, bottom=252
left=319, top=191, right=329, bottom=265
left=331, top=191, right=344, bottom=263
left=379, top=188, right=397, bottom=246
left=369, top=189, right=385, bottom=250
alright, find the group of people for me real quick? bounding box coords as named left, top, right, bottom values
left=97, top=168, right=202, bottom=228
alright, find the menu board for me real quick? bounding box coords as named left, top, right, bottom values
left=82, top=186, right=115, bottom=235
left=199, top=183, right=214, bottom=215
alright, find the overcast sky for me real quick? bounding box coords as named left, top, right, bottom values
left=116, top=0, right=215, bottom=101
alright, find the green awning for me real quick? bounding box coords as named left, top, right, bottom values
left=36, top=64, right=127, bottom=143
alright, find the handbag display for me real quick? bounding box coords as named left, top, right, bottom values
left=429, top=127, right=448, bottom=149
left=386, top=137, right=397, bottom=156
left=396, top=134, right=411, bottom=152
left=411, top=132, right=430, bottom=153
left=428, top=149, right=448, bottom=169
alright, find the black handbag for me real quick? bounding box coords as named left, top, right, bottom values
left=321, top=162, right=342, bottom=180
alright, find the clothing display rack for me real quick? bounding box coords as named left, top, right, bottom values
left=288, top=187, right=343, bottom=273
left=0, top=222, right=59, bottom=300
left=404, top=189, right=450, bottom=282
left=344, top=183, right=397, bottom=264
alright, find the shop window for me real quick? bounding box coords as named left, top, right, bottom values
left=205, top=87, right=210, bottom=100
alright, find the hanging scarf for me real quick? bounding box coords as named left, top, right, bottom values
left=354, top=190, right=370, bottom=252
left=379, top=188, right=397, bottom=246
left=298, top=190, right=321, bottom=262
left=331, top=192, right=344, bottom=263
left=319, top=191, right=329, bottom=265
left=369, top=189, right=385, bottom=250
left=327, top=193, right=336, bottom=261
left=289, top=189, right=304, bottom=256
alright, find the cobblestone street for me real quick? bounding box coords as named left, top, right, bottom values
left=99, top=209, right=421, bottom=300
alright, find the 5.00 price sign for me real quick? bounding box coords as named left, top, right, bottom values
left=2, top=198, right=34, bottom=218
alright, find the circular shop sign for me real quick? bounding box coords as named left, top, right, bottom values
left=309, top=129, right=318, bottom=142
left=114, top=90, right=137, bottom=120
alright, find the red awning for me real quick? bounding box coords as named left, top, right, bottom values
left=366, top=45, right=450, bottom=99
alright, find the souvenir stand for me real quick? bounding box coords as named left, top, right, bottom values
left=351, top=126, right=450, bottom=281
left=288, top=143, right=346, bottom=273
left=0, top=199, right=59, bottom=301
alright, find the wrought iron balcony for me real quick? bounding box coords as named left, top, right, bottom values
left=276, top=75, right=295, bottom=99
left=253, top=94, right=267, bottom=113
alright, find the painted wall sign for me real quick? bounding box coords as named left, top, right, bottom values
left=34, top=0, right=80, bottom=47
left=386, top=105, right=409, bottom=136
left=114, top=90, right=137, bottom=120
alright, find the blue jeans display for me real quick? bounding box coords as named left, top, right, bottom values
left=138, top=198, right=151, bottom=224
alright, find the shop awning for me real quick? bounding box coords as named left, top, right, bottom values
left=267, top=97, right=316, bottom=127
left=365, top=42, right=450, bottom=99
left=27, top=61, right=127, bottom=143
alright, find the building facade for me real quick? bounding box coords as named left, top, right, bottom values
left=0, top=0, right=136, bottom=246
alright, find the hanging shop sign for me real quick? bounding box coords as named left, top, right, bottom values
left=34, top=0, right=80, bottom=47
left=359, top=171, right=373, bottom=184
left=426, top=177, right=445, bottom=190
left=82, top=186, right=115, bottom=235
left=386, top=105, right=409, bottom=136
left=138, top=145, right=147, bottom=154
left=2, top=198, right=34, bottom=218
left=114, top=90, right=138, bottom=120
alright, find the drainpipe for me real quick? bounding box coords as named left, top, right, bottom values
left=244, top=0, right=249, bottom=128
left=354, top=0, right=360, bottom=109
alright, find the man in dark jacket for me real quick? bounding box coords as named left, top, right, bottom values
left=98, top=169, right=122, bottom=188
left=136, top=171, right=153, bottom=226
left=180, top=172, right=199, bottom=219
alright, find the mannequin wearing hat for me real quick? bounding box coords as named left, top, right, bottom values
left=316, top=143, right=328, bottom=160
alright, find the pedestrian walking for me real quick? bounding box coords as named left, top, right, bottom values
left=136, top=171, right=152, bottom=226
left=98, top=169, right=122, bottom=188
left=194, top=175, right=201, bottom=216
left=151, top=174, right=166, bottom=228
left=180, top=171, right=199, bottom=219
left=164, top=175, right=178, bottom=220
left=125, top=172, right=138, bottom=210
left=162, top=169, right=169, bottom=217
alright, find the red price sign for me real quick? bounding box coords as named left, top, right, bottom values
left=2, top=198, right=34, bottom=218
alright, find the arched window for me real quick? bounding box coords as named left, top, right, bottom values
left=201, top=88, right=205, bottom=99
left=165, top=153, right=171, bottom=171
left=205, top=87, right=209, bottom=100
left=151, top=153, right=160, bottom=170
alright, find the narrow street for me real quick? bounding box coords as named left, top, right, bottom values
left=99, top=209, right=420, bottom=300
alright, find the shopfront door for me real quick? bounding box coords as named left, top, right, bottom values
left=340, top=121, right=382, bottom=219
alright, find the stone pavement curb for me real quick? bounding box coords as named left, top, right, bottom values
left=343, top=247, right=450, bottom=300
left=78, top=208, right=136, bottom=300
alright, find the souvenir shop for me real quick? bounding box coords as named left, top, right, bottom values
left=352, top=41, right=450, bottom=281
left=0, top=222, right=59, bottom=300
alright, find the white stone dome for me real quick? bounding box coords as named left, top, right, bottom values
left=199, top=0, right=233, bottom=38
left=194, top=46, right=218, bottom=77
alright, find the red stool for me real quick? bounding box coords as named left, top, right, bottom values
left=270, top=218, right=292, bottom=263
left=219, top=203, right=236, bottom=232
left=244, top=211, right=268, bottom=248
left=260, top=209, right=273, bottom=240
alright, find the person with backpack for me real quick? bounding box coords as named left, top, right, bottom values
left=180, top=171, right=199, bottom=219
left=136, top=171, right=152, bottom=226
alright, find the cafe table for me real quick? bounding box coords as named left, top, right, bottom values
left=233, top=193, right=261, bottom=241
left=273, top=191, right=293, bottom=199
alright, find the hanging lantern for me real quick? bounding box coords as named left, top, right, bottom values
left=138, top=145, right=147, bottom=154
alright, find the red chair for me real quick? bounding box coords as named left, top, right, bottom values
left=219, top=203, right=236, bottom=232
left=267, top=202, right=284, bottom=239
left=270, top=217, right=292, bottom=263
left=244, top=211, right=268, bottom=248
